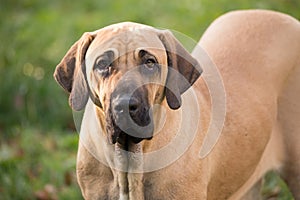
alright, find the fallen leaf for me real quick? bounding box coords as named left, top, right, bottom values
left=34, top=184, right=58, bottom=200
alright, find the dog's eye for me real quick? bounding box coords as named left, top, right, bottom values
left=144, top=58, right=158, bottom=71
left=139, top=50, right=159, bottom=75
left=94, top=58, right=111, bottom=77
left=95, top=59, right=110, bottom=70
left=145, top=58, right=156, bottom=66
left=93, top=50, right=115, bottom=77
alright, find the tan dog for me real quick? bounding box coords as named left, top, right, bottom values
left=54, top=10, right=300, bottom=200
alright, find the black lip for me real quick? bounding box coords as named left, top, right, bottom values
left=116, top=132, right=141, bottom=146
left=116, top=131, right=153, bottom=151
left=107, top=115, right=154, bottom=146
left=106, top=111, right=151, bottom=145
left=117, top=131, right=152, bottom=145
left=105, top=106, right=121, bottom=144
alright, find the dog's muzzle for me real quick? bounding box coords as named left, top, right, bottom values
left=109, top=93, right=154, bottom=145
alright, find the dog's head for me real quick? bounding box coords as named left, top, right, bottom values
left=54, top=22, right=202, bottom=146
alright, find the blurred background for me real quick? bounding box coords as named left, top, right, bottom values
left=0, top=0, right=299, bottom=199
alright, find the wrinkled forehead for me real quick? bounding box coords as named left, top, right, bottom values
left=86, top=25, right=166, bottom=62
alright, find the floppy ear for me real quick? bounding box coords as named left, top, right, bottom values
left=159, top=30, right=202, bottom=109
left=53, top=32, right=95, bottom=111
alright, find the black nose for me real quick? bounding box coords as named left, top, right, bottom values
left=113, top=96, right=141, bottom=117
left=110, top=95, right=154, bottom=144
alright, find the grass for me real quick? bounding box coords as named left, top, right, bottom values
left=262, top=171, right=294, bottom=200
left=0, top=128, right=82, bottom=200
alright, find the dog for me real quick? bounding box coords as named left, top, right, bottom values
left=54, top=9, right=300, bottom=200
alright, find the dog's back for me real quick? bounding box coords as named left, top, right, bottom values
left=277, top=38, right=300, bottom=199
left=197, top=9, right=300, bottom=199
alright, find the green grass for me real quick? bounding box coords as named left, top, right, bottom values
left=262, top=171, right=294, bottom=200
left=0, top=128, right=82, bottom=199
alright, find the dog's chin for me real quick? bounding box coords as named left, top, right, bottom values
left=105, top=130, right=152, bottom=152
left=109, top=129, right=153, bottom=146
left=116, top=132, right=146, bottom=146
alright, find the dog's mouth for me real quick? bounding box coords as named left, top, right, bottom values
left=105, top=102, right=154, bottom=148
left=115, top=132, right=145, bottom=150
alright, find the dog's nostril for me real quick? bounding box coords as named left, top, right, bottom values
left=129, top=104, right=138, bottom=111
left=129, top=99, right=140, bottom=113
